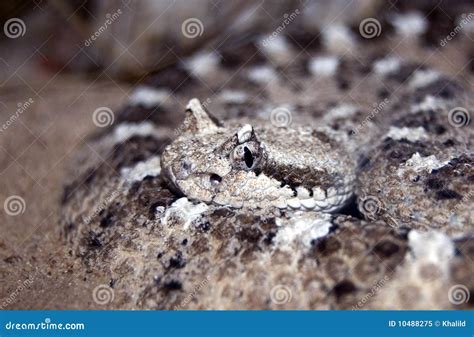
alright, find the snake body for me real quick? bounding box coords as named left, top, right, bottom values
left=60, top=4, right=473, bottom=310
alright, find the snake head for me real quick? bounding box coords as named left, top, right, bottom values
left=161, top=98, right=267, bottom=203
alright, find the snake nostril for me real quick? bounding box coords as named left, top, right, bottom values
left=182, top=161, right=192, bottom=170
left=209, top=173, right=222, bottom=186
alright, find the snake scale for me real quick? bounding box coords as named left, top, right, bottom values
left=61, top=3, right=473, bottom=309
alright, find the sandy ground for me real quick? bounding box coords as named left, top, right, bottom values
left=0, top=74, right=131, bottom=309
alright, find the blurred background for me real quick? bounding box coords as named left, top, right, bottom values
left=0, top=0, right=473, bottom=309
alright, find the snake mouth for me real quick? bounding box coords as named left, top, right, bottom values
left=164, top=164, right=228, bottom=202
left=161, top=164, right=185, bottom=197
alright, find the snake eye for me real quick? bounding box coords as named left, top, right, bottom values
left=231, top=141, right=264, bottom=171
left=243, top=147, right=254, bottom=168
